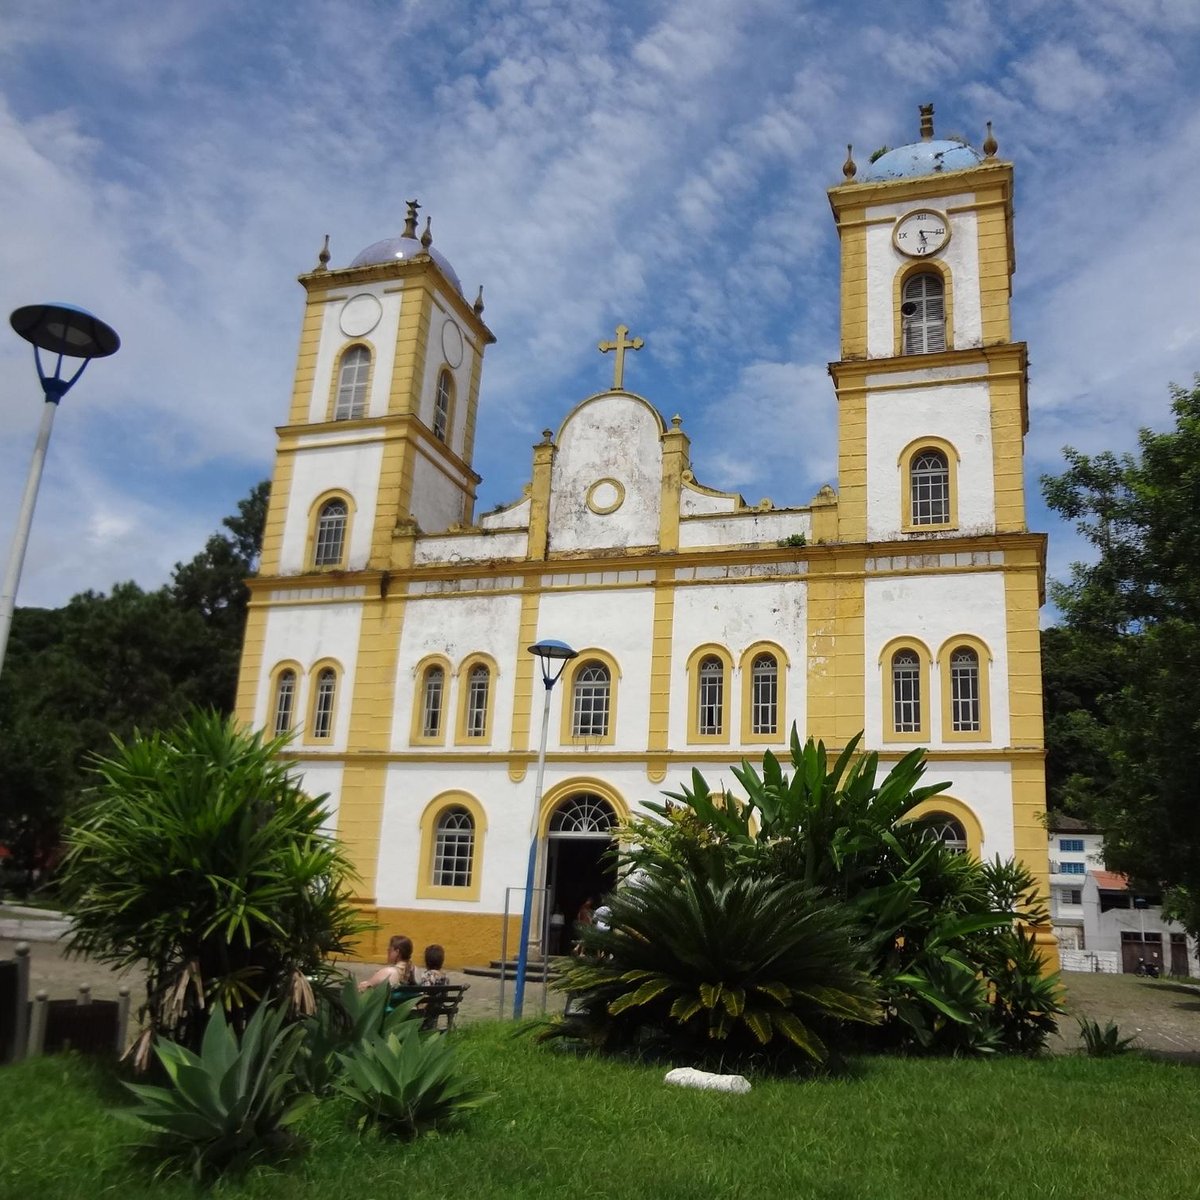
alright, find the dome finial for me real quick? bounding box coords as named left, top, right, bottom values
left=983, top=120, right=998, bottom=158
left=421, top=216, right=433, bottom=249
left=919, top=103, right=935, bottom=142
left=473, top=285, right=485, bottom=316
left=315, top=234, right=330, bottom=272
left=403, top=199, right=420, bottom=239
left=842, top=143, right=857, bottom=180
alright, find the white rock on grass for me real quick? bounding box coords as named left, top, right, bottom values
left=663, top=1066, right=751, bottom=1094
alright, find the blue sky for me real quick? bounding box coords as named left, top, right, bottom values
left=2, top=0, right=1199, bottom=617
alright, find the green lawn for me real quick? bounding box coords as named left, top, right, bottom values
left=1, top=1024, right=1197, bottom=1200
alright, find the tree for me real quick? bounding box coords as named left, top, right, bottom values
left=58, top=710, right=365, bottom=1059
left=1042, top=377, right=1200, bottom=938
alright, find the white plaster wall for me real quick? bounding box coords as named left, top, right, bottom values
left=255, top=602, right=365, bottom=752
left=680, top=484, right=741, bottom=516
left=290, top=761, right=345, bottom=835
left=863, top=571, right=1010, bottom=749
left=410, top=450, right=468, bottom=534
left=536, top=585, right=657, bottom=750
left=669, top=582, right=807, bottom=747
left=418, top=298, right=476, bottom=460
left=679, top=509, right=812, bottom=549
left=391, top=591, right=525, bottom=749
left=414, top=530, right=528, bottom=563
left=548, top=395, right=663, bottom=552
left=479, top=496, right=531, bottom=531
left=864, top=192, right=981, bottom=358
left=308, top=285, right=404, bottom=422
left=865, top=380, right=995, bottom=542
left=279, top=440, right=384, bottom=573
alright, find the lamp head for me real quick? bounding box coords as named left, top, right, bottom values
left=10, top=303, right=120, bottom=359
left=527, top=638, right=578, bottom=688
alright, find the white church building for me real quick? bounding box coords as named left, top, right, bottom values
left=235, top=105, right=1053, bottom=967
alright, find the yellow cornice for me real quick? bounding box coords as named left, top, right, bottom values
left=298, top=260, right=496, bottom=346
left=829, top=341, right=1028, bottom=390
left=827, top=160, right=1013, bottom=218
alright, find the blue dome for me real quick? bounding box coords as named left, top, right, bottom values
left=349, top=235, right=462, bottom=293
left=860, top=139, right=984, bottom=182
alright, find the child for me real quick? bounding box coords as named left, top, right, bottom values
left=358, top=934, right=416, bottom=992
left=422, top=943, right=449, bottom=986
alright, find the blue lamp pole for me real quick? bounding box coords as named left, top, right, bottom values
left=512, top=637, right=577, bottom=1019
left=0, top=304, right=120, bottom=679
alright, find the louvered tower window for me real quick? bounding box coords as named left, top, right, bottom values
left=902, top=274, right=945, bottom=354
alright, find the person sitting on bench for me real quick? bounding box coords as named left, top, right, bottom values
left=421, top=943, right=449, bottom=986
left=358, top=934, right=416, bottom=993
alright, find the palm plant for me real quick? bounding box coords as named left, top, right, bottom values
left=544, top=872, right=879, bottom=1066
left=58, top=710, right=366, bottom=1057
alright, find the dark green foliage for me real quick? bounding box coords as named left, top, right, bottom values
left=58, top=711, right=365, bottom=1054
left=335, top=1022, right=492, bottom=1137
left=1076, top=1017, right=1137, bottom=1057
left=546, top=872, right=879, bottom=1065
left=1042, top=378, right=1200, bottom=938
left=120, top=1002, right=315, bottom=1181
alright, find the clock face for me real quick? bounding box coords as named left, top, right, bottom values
left=893, top=209, right=950, bottom=257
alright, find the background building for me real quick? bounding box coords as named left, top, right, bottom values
left=235, top=107, right=1054, bottom=966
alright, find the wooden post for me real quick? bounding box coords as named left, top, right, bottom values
left=12, top=942, right=30, bottom=1063
left=28, top=990, right=47, bottom=1057
left=116, top=986, right=131, bottom=1057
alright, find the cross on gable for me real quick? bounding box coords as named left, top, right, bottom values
left=598, top=324, right=644, bottom=391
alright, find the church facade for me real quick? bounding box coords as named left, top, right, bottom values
left=235, top=107, right=1052, bottom=966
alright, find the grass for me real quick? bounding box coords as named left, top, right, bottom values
left=1, top=1023, right=1198, bottom=1199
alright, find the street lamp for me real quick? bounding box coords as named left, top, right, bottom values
left=0, top=303, right=120, bottom=678
left=512, top=637, right=578, bottom=1019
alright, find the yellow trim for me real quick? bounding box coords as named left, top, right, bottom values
left=326, top=340, right=376, bottom=422
left=268, top=659, right=304, bottom=737
left=1004, top=550, right=1045, bottom=748
left=805, top=551, right=866, bottom=743
left=972, top=178, right=1014, bottom=345
left=937, top=634, right=992, bottom=743
left=560, top=649, right=620, bottom=747
left=904, top=795, right=984, bottom=859
left=257, top=442, right=296, bottom=578
left=879, top=635, right=931, bottom=744
left=235, top=603, right=270, bottom=726
left=455, top=653, right=499, bottom=744
left=585, top=477, right=625, bottom=515
left=356, top=907, right=514, bottom=969
left=685, top=643, right=733, bottom=745
left=287, top=291, right=327, bottom=426
left=537, top=776, right=631, bottom=837
left=739, top=641, right=789, bottom=745
left=410, top=654, right=452, bottom=746
left=836, top=198, right=869, bottom=361
left=433, top=364, right=456, bottom=445
left=306, top=489, right=356, bottom=571
left=461, top=337, right=485, bottom=500
left=347, top=589, right=407, bottom=751
left=527, top=436, right=555, bottom=561
left=388, top=277, right=431, bottom=420
left=415, top=791, right=487, bottom=903
left=304, top=658, right=342, bottom=744
left=647, top=572, right=675, bottom=752
left=893, top=260, right=954, bottom=357
left=899, top=434, right=960, bottom=533
left=659, top=421, right=690, bottom=552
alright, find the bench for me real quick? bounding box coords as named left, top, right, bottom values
left=387, top=983, right=469, bottom=1032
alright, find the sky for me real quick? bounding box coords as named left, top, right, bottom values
left=2, top=0, right=1199, bottom=619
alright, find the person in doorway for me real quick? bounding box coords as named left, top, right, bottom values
left=358, top=934, right=416, bottom=992
left=572, top=895, right=597, bottom=955
left=421, top=943, right=449, bottom=986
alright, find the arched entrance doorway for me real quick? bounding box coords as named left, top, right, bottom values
left=545, top=793, right=618, bottom=955
left=916, top=812, right=969, bottom=855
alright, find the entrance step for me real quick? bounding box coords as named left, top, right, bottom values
left=461, top=957, right=568, bottom=982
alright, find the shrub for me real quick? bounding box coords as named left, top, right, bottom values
left=59, top=710, right=366, bottom=1057
left=336, top=1024, right=492, bottom=1137
left=120, top=1001, right=315, bottom=1181
left=544, top=872, right=879, bottom=1068
left=1078, top=1017, right=1137, bottom=1057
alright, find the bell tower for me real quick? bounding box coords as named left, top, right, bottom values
left=257, top=202, right=495, bottom=581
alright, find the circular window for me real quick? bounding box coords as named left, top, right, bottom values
left=441, top=319, right=464, bottom=368
left=339, top=293, right=382, bottom=337
left=586, top=478, right=625, bottom=515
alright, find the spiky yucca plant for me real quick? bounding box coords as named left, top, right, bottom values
left=545, top=872, right=879, bottom=1065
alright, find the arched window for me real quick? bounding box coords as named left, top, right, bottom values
left=891, top=649, right=922, bottom=734
left=420, top=665, right=445, bottom=740
left=572, top=662, right=610, bottom=739
left=463, top=663, right=489, bottom=738
left=697, top=656, right=724, bottom=736
left=902, top=274, right=945, bottom=354
left=919, top=813, right=968, bottom=855
left=310, top=666, right=337, bottom=741
left=432, top=806, right=475, bottom=887
left=749, top=653, right=778, bottom=736
left=433, top=368, right=453, bottom=442
left=949, top=647, right=981, bottom=733
left=910, top=449, right=950, bottom=526
left=313, top=498, right=348, bottom=566
left=549, top=794, right=617, bottom=834
left=334, top=345, right=370, bottom=420
left=272, top=668, right=297, bottom=737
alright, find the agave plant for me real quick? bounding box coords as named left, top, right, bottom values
left=59, top=710, right=366, bottom=1052
left=120, top=1002, right=315, bottom=1181
left=336, top=1025, right=492, bottom=1137
left=1077, top=1017, right=1137, bottom=1057
left=545, top=871, right=879, bottom=1065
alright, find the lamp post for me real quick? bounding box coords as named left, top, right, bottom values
left=0, top=304, right=120, bottom=678
left=512, top=637, right=577, bottom=1019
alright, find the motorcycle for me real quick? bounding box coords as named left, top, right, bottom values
left=1134, top=958, right=1161, bottom=978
